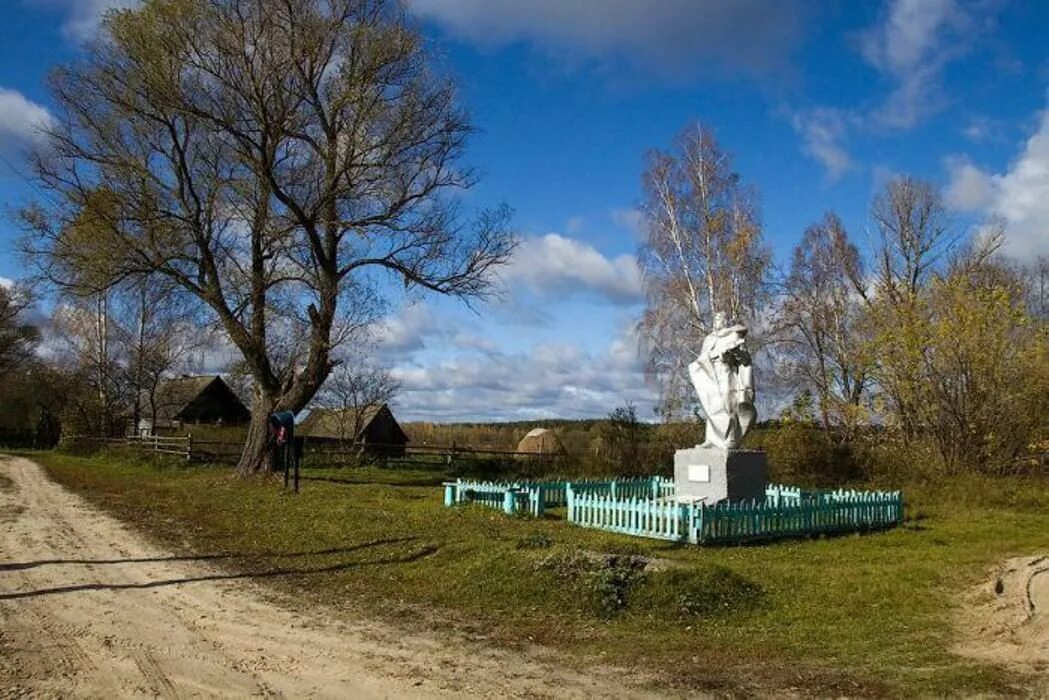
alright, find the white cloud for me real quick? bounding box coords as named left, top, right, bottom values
left=374, top=303, right=442, bottom=357
left=945, top=105, right=1049, bottom=259
left=0, top=88, right=53, bottom=154
left=610, top=208, right=644, bottom=239
left=500, top=233, right=642, bottom=304
left=410, top=0, right=805, bottom=79
left=961, top=116, right=1001, bottom=143
left=33, top=0, right=138, bottom=41
left=944, top=158, right=994, bottom=210
left=790, top=108, right=853, bottom=181
left=390, top=324, right=655, bottom=422
left=858, top=0, right=970, bottom=128
left=0, top=277, right=14, bottom=289
left=565, top=216, right=585, bottom=235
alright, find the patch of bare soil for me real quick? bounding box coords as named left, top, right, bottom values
left=0, top=455, right=669, bottom=699
left=956, top=555, right=1049, bottom=694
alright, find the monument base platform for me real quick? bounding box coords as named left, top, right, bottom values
left=673, top=447, right=768, bottom=505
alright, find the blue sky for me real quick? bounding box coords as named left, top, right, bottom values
left=1, top=0, right=1048, bottom=422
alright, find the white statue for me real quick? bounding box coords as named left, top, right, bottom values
left=688, top=313, right=757, bottom=449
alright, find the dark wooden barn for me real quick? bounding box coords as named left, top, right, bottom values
left=139, top=375, right=251, bottom=434
left=297, top=403, right=408, bottom=456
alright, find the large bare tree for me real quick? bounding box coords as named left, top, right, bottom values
left=22, top=0, right=514, bottom=473
left=637, top=124, right=769, bottom=416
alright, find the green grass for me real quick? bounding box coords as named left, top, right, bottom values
left=18, top=450, right=1049, bottom=696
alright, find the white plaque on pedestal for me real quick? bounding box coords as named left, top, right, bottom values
left=688, top=464, right=710, bottom=482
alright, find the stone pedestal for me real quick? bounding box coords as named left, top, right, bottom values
left=673, top=447, right=768, bottom=504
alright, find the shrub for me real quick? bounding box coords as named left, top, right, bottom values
left=761, top=422, right=862, bottom=486
left=533, top=548, right=649, bottom=618
left=588, top=555, right=647, bottom=618
left=633, top=565, right=764, bottom=620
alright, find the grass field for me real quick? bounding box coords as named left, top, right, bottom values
left=21, top=450, right=1049, bottom=696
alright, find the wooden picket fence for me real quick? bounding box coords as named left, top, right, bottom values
left=444, top=476, right=676, bottom=517
left=445, top=476, right=903, bottom=544
left=568, top=484, right=903, bottom=544
left=568, top=493, right=692, bottom=541
left=690, top=490, right=903, bottom=543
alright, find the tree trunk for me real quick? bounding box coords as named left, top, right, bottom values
left=236, top=396, right=277, bottom=476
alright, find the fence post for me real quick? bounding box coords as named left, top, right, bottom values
left=444, top=483, right=456, bottom=507
left=503, top=489, right=515, bottom=515
left=186, top=433, right=193, bottom=461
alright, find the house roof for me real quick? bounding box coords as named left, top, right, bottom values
left=298, top=404, right=402, bottom=441
left=151, top=375, right=245, bottom=423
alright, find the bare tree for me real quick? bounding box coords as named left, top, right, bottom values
left=48, top=297, right=127, bottom=436
left=22, top=0, right=514, bottom=474
left=637, top=124, right=769, bottom=416
left=111, top=277, right=210, bottom=434
left=777, top=213, right=870, bottom=440
left=315, top=357, right=399, bottom=452
left=869, top=176, right=957, bottom=305
left=861, top=177, right=958, bottom=436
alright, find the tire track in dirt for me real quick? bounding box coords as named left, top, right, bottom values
left=0, top=455, right=662, bottom=698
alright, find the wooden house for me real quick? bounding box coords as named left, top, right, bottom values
left=139, top=375, right=251, bottom=434
left=297, top=403, right=408, bottom=456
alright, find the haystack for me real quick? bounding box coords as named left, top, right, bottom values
left=515, top=428, right=566, bottom=455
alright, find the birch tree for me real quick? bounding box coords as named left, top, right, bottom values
left=637, top=124, right=769, bottom=416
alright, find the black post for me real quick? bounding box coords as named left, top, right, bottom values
left=271, top=410, right=298, bottom=493
left=283, top=443, right=290, bottom=489
left=293, top=449, right=299, bottom=493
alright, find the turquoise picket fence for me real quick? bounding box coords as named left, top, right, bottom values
left=443, top=477, right=903, bottom=544
left=444, top=476, right=675, bottom=517
left=568, top=484, right=903, bottom=544
left=691, top=488, right=903, bottom=543
left=569, top=494, right=693, bottom=541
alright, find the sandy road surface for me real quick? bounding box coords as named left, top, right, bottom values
left=957, top=554, right=1049, bottom=684
left=0, top=456, right=660, bottom=699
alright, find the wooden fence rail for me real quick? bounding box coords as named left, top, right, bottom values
left=62, top=434, right=192, bottom=460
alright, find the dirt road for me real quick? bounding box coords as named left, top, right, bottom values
left=0, top=456, right=658, bottom=698
left=956, top=554, right=1049, bottom=683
